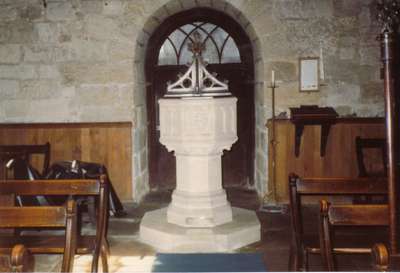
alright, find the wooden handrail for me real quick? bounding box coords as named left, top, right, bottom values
left=0, top=179, right=103, bottom=196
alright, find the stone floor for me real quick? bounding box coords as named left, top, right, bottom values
left=6, top=188, right=376, bottom=272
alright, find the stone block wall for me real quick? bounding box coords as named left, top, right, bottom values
left=0, top=0, right=383, bottom=202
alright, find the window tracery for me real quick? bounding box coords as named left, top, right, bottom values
left=158, top=22, right=241, bottom=65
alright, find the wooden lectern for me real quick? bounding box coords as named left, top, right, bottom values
left=290, top=105, right=338, bottom=157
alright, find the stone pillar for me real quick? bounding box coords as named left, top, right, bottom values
left=159, top=96, right=237, bottom=227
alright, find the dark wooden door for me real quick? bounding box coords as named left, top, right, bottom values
left=145, top=9, right=255, bottom=191
left=148, top=63, right=254, bottom=189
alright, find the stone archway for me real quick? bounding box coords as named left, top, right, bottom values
left=132, top=0, right=266, bottom=202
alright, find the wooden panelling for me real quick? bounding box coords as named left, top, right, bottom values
left=268, top=118, right=385, bottom=203
left=0, top=123, right=133, bottom=201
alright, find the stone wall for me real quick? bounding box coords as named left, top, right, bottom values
left=0, top=0, right=383, bottom=203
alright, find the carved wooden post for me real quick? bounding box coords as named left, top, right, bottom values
left=377, top=0, right=400, bottom=255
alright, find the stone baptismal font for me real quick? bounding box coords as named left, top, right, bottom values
left=139, top=32, right=260, bottom=252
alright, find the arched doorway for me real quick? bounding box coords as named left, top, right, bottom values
left=145, top=8, right=255, bottom=191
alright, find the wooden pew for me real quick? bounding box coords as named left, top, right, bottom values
left=355, top=137, right=387, bottom=178
left=354, top=137, right=387, bottom=204
left=10, top=244, right=34, bottom=273
left=0, top=244, right=34, bottom=273
left=0, top=143, right=51, bottom=208
left=319, top=200, right=388, bottom=271
left=0, top=200, right=77, bottom=272
left=288, top=173, right=387, bottom=271
left=371, top=243, right=400, bottom=271
left=0, top=177, right=109, bottom=273
left=0, top=143, right=51, bottom=179
left=372, top=243, right=389, bottom=271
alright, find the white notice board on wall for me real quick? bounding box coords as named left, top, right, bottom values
left=299, top=57, right=319, bottom=92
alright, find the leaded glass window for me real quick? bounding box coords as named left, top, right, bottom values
left=158, top=22, right=241, bottom=65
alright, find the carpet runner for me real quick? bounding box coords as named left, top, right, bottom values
left=151, top=253, right=267, bottom=272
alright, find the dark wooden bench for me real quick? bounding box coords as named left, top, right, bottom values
left=371, top=243, right=400, bottom=271
left=0, top=200, right=77, bottom=272
left=372, top=243, right=390, bottom=271
left=10, top=244, right=34, bottom=273
left=319, top=200, right=389, bottom=271
left=355, top=137, right=387, bottom=178
left=354, top=137, right=387, bottom=204
left=0, top=177, right=109, bottom=273
left=0, top=143, right=51, bottom=179
left=288, top=173, right=387, bottom=271
left=0, top=244, right=34, bottom=273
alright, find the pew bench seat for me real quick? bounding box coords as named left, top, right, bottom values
left=0, top=235, right=99, bottom=255
left=0, top=178, right=109, bottom=273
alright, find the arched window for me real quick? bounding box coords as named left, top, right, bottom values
left=158, top=22, right=241, bottom=65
